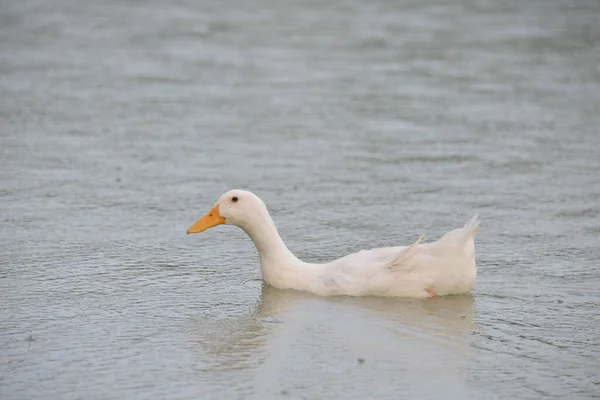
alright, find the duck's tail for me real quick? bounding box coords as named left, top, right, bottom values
left=435, top=213, right=480, bottom=256
left=462, top=213, right=480, bottom=242
left=459, top=213, right=480, bottom=259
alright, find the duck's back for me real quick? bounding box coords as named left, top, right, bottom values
left=308, top=214, right=479, bottom=298
left=309, top=237, right=433, bottom=297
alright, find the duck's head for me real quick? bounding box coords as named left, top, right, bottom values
left=186, top=189, right=268, bottom=234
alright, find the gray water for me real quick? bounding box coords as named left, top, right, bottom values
left=1, top=0, right=599, bottom=399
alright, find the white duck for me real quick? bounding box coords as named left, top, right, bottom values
left=187, top=190, right=480, bottom=298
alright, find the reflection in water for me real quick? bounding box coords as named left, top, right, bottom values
left=188, top=283, right=476, bottom=396
left=257, top=283, right=476, bottom=334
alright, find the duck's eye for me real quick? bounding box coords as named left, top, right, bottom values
left=231, top=196, right=238, bottom=203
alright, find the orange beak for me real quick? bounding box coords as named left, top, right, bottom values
left=186, top=205, right=226, bottom=234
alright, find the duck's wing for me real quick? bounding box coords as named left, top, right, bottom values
left=313, top=235, right=429, bottom=296
left=385, top=234, right=427, bottom=271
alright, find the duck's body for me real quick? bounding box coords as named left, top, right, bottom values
left=187, top=190, right=479, bottom=298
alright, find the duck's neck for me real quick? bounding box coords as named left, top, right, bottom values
left=240, top=211, right=304, bottom=287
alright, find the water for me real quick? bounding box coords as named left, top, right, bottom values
left=1, top=0, right=599, bottom=398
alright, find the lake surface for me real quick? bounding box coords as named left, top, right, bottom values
left=1, top=0, right=599, bottom=399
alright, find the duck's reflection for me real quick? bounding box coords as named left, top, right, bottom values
left=188, top=283, right=476, bottom=375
